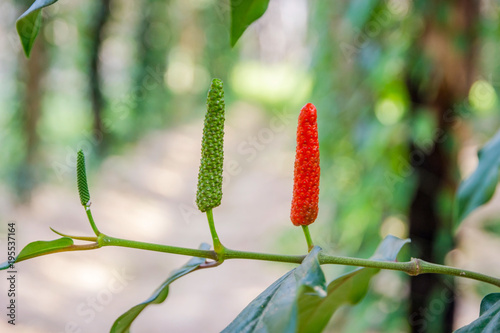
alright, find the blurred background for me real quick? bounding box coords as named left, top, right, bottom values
left=0, top=0, right=500, bottom=332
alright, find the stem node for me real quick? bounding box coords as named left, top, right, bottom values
left=408, top=258, right=421, bottom=276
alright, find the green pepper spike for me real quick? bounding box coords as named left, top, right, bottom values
left=196, top=78, right=225, bottom=212
left=77, top=149, right=91, bottom=206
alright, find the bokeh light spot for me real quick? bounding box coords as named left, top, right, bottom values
left=469, top=79, right=497, bottom=114
left=375, top=97, right=405, bottom=125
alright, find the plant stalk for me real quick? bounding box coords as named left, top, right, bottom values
left=7, top=234, right=500, bottom=288
left=86, top=208, right=100, bottom=236
left=206, top=209, right=224, bottom=254
left=101, top=235, right=218, bottom=260
left=96, top=235, right=500, bottom=288
left=301, top=225, right=314, bottom=252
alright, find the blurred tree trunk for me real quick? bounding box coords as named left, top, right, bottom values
left=17, top=34, right=47, bottom=201
left=406, top=1, right=478, bottom=332
left=88, top=0, right=111, bottom=153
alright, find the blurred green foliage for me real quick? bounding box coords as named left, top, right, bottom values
left=2, top=0, right=500, bottom=331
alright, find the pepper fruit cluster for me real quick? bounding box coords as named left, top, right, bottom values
left=196, top=78, right=225, bottom=212
left=290, top=103, right=320, bottom=226
left=77, top=149, right=91, bottom=206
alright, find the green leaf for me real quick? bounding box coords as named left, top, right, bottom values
left=456, top=129, right=500, bottom=225
left=0, top=237, right=74, bottom=270
left=222, top=246, right=325, bottom=333
left=223, top=235, right=409, bottom=333
left=297, top=235, right=410, bottom=333
left=480, top=293, right=500, bottom=315
left=455, top=293, right=500, bottom=332
left=110, top=243, right=211, bottom=333
left=230, top=0, right=270, bottom=47
left=16, top=0, right=58, bottom=57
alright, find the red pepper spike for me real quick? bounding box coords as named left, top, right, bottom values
left=291, top=103, right=320, bottom=226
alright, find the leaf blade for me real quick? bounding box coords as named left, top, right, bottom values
left=16, top=0, right=58, bottom=57
left=456, top=129, right=500, bottom=225
left=0, top=237, right=74, bottom=270
left=230, top=0, right=270, bottom=47
left=110, top=243, right=211, bottom=333
left=222, top=247, right=325, bottom=333
left=222, top=236, right=410, bottom=333
left=297, top=235, right=410, bottom=333
left=455, top=293, right=500, bottom=333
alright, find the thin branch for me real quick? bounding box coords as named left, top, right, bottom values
left=3, top=234, right=499, bottom=288
left=101, top=235, right=500, bottom=287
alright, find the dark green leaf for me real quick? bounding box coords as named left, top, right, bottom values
left=223, top=236, right=410, bottom=333
left=110, top=243, right=211, bottom=333
left=456, top=129, right=500, bottom=225
left=297, top=235, right=410, bottom=333
left=16, top=0, right=58, bottom=57
left=455, top=293, right=500, bottom=332
left=480, top=293, right=500, bottom=315
left=0, top=237, right=74, bottom=270
left=222, top=247, right=325, bottom=333
left=230, top=0, right=270, bottom=47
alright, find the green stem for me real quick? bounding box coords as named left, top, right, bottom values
left=86, top=207, right=100, bottom=236
left=6, top=234, right=500, bottom=288
left=96, top=235, right=500, bottom=287
left=417, top=259, right=500, bottom=287
left=317, top=254, right=500, bottom=287
left=224, top=248, right=305, bottom=264
left=301, top=225, right=314, bottom=251
left=206, top=209, right=223, bottom=253
left=100, top=235, right=218, bottom=260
